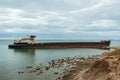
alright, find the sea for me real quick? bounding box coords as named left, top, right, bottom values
left=0, top=39, right=120, bottom=80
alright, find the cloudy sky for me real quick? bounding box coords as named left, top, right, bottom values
left=0, top=0, right=120, bottom=39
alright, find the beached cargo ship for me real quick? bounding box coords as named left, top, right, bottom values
left=8, top=35, right=110, bottom=49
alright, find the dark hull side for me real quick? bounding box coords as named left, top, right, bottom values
left=8, top=41, right=110, bottom=49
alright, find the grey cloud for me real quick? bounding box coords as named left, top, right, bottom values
left=0, top=0, right=120, bottom=38
left=0, top=0, right=98, bottom=11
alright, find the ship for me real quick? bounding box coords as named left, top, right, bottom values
left=8, top=35, right=110, bottom=49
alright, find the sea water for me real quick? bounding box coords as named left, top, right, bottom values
left=0, top=39, right=120, bottom=80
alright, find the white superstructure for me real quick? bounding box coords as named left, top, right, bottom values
left=14, top=35, right=36, bottom=44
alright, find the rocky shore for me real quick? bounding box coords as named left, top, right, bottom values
left=18, top=55, right=98, bottom=80
left=62, top=49, right=120, bottom=80
left=18, top=49, right=120, bottom=80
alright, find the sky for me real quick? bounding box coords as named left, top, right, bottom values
left=0, top=0, right=120, bottom=39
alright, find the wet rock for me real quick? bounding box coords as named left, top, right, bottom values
left=45, top=66, right=50, bottom=70
left=35, top=66, right=40, bottom=70
left=37, top=70, right=43, bottom=75
left=18, top=71, right=24, bottom=74
left=26, top=66, right=33, bottom=69
left=29, top=69, right=36, bottom=73
left=54, top=72, right=59, bottom=74
left=56, top=77, right=61, bottom=80
left=39, top=70, right=43, bottom=74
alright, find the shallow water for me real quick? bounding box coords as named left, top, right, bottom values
left=0, top=39, right=120, bottom=80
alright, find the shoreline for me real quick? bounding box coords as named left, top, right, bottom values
left=61, top=49, right=120, bottom=80
left=61, top=57, right=97, bottom=80
left=18, top=55, right=99, bottom=80
left=18, top=48, right=120, bottom=80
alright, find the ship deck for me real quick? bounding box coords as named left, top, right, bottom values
left=8, top=41, right=111, bottom=49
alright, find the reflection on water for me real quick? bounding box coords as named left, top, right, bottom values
left=13, top=49, right=36, bottom=55
left=11, top=49, right=36, bottom=67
